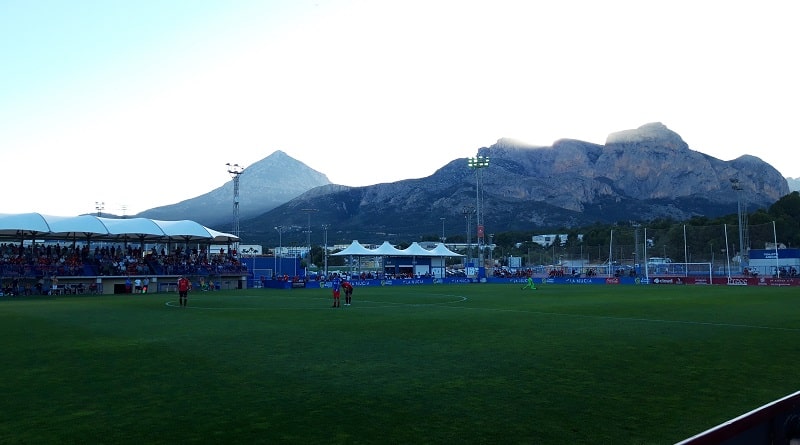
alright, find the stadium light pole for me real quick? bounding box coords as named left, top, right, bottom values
left=731, top=178, right=748, bottom=271
left=274, top=225, right=283, bottom=277
left=322, top=223, right=330, bottom=277
left=95, top=201, right=104, bottom=217
left=489, top=233, right=494, bottom=263
left=440, top=217, right=446, bottom=244
left=301, top=208, right=318, bottom=264
left=226, top=163, right=244, bottom=253
left=468, top=155, right=489, bottom=270
left=462, top=206, right=475, bottom=267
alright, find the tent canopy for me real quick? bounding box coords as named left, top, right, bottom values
left=331, top=240, right=375, bottom=256
left=399, top=242, right=435, bottom=256
left=429, top=242, right=464, bottom=257
left=0, top=213, right=238, bottom=243
left=371, top=241, right=404, bottom=256
left=332, top=240, right=463, bottom=257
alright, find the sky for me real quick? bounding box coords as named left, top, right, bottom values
left=1, top=0, right=798, bottom=216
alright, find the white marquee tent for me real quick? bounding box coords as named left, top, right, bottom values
left=371, top=241, right=404, bottom=256
left=331, top=240, right=463, bottom=278
left=0, top=213, right=239, bottom=243
left=332, top=241, right=463, bottom=258
left=331, top=240, right=376, bottom=256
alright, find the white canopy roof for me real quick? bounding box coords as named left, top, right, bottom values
left=0, top=213, right=239, bottom=243
left=332, top=240, right=463, bottom=257
left=429, top=242, right=464, bottom=257
left=331, top=240, right=375, bottom=256
left=101, top=217, right=169, bottom=240
left=398, top=242, right=435, bottom=256
left=0, top=213, right=52, bottom=236
left=371, top=241, right=404, bottom=256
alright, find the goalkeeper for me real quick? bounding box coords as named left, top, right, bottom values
left=520, top=276, right=537, bottom=290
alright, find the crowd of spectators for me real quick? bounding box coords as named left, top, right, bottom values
left=493, top=268, right=535, bottom=278
left=0, top=242, right=247, bottom=282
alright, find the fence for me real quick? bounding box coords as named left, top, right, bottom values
left=536, top=221, right=798, bottom=278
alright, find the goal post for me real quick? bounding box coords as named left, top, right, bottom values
left=646, top=262, right=712, bottom=282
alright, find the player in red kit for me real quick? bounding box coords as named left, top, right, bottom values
left=341, top=280, right=353, bottom=306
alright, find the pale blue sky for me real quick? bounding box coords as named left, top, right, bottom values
left=1, top=0, right=798, bottom=216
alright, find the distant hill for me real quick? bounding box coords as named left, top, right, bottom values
left=135, top=151, right=331, bottom=229
left=787, top=177, right=800, bottom=192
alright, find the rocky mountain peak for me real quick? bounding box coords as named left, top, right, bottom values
left=605, top=122, right=688, bottom=150
left=140, top=123, right=793, bottom=244
left=137, top=150, right=331, bottom=227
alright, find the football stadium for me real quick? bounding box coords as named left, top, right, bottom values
left=2, top=214, right=800, bottom=444
left=2, top=283, right=800, bottom=444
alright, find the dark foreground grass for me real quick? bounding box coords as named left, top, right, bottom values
left=2, top=284, right=799, bottom=444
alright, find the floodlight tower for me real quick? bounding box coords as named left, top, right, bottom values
left=226, top=163, right=244, bottom=250
left=322, top=224, right=330, bottom=277
left=301, top=208, right=318, bottom=261
left=468, top=155, right=489, bottom=266
left=462, top=206, right=475, bottom=266
left=730, top=178, right=749, bottom=269
left=274, top=225, right=284, bottom=276
left=95, top=201, right=104, bottom=217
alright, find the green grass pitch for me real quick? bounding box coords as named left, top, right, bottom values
left=2, top=284, right=799, bottom=444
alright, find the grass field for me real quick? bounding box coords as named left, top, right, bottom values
left=2, top=283, right=799, bottom=444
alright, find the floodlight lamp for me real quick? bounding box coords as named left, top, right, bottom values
left=468, top=156, right=489, bottom=169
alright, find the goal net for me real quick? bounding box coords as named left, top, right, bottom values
left=645, top=262, right=712, bottom=282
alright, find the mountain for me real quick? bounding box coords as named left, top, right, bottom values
left=135, top=150, right=331, bottom=228
left=238, top=123, right=790, bottom=246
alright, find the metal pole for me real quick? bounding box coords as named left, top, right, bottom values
left=773, top=220, right=779, bottom=275
left=274, top=226, right=283, bottom=277
left=226, top=163, right=244, bottom=252
left=462, top=206, right=474, bottom=267
left=322, top=224, right=329, bottom=277
left=468, top=156, right=489, bottom=268
left=300, top=208, right=317, bottom=264
left=724, top=223, right=731, bottom=279
left=731, top=178, right=747, bottom=271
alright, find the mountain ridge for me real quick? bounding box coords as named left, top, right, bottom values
left=133, top=123, right=792, bottom=245
left=135, top=150, right=331, bottom=227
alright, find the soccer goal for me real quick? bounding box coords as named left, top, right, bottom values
left=646, top=262, right=712, bottom=282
